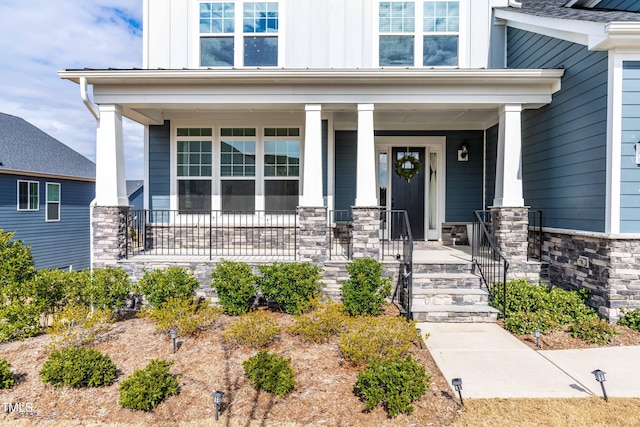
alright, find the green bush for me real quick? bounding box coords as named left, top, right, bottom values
left=84, top=268, right=132, bottom=310
left=257, top=263, right=323, bottom=315
left=46, top=303, right=114, bottom=348
left=0, top=229, right=36, bottom=304
left=136, top=267, right=200, bottom=308
left=291, top=301, right=349, bottom=343
left=139, top=297, right=223, bottom=335
left=0, top=301, right=43, bottom=342
left=502, top=310, right=559, bottom=335
left=27, top=268, right=71, bottom=320
left=491, top=279, right=549, bottom=315
left=39, top=346, right=117, bottom=388
left=242, top=350, right=296, bottom=397
left=341, top=258, right=392, bottom=316
left=354, top=356, right=430, bottom=417
left=222, top=311, right=280, bottom=348
left=119, top=359, right=179, bottom=411
left=211, top=260, right=257, bottom=315
left=570, top=316, right=618, bottom=345
left=0, top=358, right=15, bottom=389
left=339, top=316, right=418, bottom=366
left=618, top=307, right=640, bottom=332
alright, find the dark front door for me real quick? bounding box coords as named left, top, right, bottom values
left=391, top=147, right=425, bottom=240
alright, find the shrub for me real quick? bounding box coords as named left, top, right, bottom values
left=139, top=297, right=223, bottom=335
left=242, top=350, right=296, bottom=397
left=211, top=260, right=257, bottom=315
left=570, top=316, right=618, bottom=345
left=354, top=356, right=430, bottom=417
left=0, top=301, right=42, bottom=342
left=341, top=258, right=392, bottom=316
left=491, top=279, right=549, bottom=315
left=339, top=316, right=418, bottom=366
left=47, top=303, right=114, bottom=348
left=257, top=263, right=323, bottom=315
left=119, top=359, right=179, bottom=411
left=222, top=311, right=280, bottom=348
left=502, top=311, right=560, bottom=335
left=84, top=267, right=132, bottom=310
left=546, top=287, right=595, bottom=324
left=0, top=229, right=36, bottom=303
left=40, top=346, right=117, bottom=388
left=290, top=301, right=349, bottom=343
left=618, top=307, right=640, bottom=332
left=0, top=358, right=15, bottom=389
left=27, top=268, right=71, bottom=321
left=136, top=267, right=200, bottom=308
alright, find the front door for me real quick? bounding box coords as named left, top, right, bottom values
left=392, top=147, right=426, bottom=240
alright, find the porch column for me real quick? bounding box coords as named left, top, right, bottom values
left=301, top=104, right=324, bottom=207
left=91, top=104, right=128, bottom=268
left=355, top=104, right=377, bottom=206
left=494, top=104, right=524, bottom=207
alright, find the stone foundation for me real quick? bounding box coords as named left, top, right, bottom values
left=92, top=205, right=128, bottom=269
left=542, top=228, right=640, bottom=322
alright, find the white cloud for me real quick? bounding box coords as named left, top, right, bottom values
left=0, top=0, right=144, bottom=179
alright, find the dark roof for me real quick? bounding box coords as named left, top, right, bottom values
left=126, top=180, right=143, bottom=197
left=0, top=113, right=95, bottom=180
left=497, top=0, right=640, bottom=22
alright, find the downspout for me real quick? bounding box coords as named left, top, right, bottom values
left=508, top=0, right=522, bottom=7
left=80, top=77, right=100, bottom=121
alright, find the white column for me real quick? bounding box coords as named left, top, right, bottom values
left=94, top=104, right=128, bottom=206
left=355, top=104, right=378, bottom=206
left=493, top=104, right=525, bottom=207
left=301, top=104, right=324, bottom=206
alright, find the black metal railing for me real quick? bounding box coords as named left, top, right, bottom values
left=125, top=209, right=297, bottom=260
left=471, top=210, right=509, bottom=318
left=528, top=210, right=543, bottom=261
left=328, top=210, right=353, bottom=260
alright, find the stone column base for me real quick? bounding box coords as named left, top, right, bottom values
left=92, top=205, right=129, bottom=269
left=351, top=207, right=381, bottom=260
left=297, top=206, right=328, bottom=264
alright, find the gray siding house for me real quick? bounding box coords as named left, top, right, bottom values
left=60, top=0, right=640, bottom=321
left=0, top=113, right=95, bottom=270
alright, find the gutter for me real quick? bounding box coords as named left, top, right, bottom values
left=80, top=76, right=100, bottom=120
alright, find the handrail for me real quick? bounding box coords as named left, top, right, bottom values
left=471, top=210, right=509, bottom=318
left=401, top=210, right=414, bottom=321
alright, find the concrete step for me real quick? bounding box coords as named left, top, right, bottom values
left=411, top=304, right=500, bottom=323
left=412, top=288, right=490, bottom=306
left=412, top=262, right=474, bottom=274
left=412, top=272, right=482, bottom=289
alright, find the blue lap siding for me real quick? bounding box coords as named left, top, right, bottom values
left=594, top=0, right=640, bottom=11
left=621, top=61, right=640, bottom=233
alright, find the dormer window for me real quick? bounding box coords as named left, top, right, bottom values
left=200, top=1, right=279, bottom=67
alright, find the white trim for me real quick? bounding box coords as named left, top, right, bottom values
left=16, top=180, right=39, bottom=211
left=143, top=125, right=150, bottom=210
left=45, top=182, right=61, bottom=222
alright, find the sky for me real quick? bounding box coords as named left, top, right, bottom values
left=0, top=0, right=145, bottom=180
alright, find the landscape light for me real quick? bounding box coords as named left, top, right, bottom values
left=213, top=390, right=225, bottom=421
left=452, top=377, right=463, bottom=406
left=534, top=329, right=541, bottom=349
left=592, top=369, right=608, bottom=401
left=170, top=330, right=177, bottom=354
left=416, top=328, right=422, bottom=349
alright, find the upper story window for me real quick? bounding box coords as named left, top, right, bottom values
left=200, top=1, right=279, bottom=67
left=17, top=180, right=38, bottom=211
left=46, top=183, right=61, bottom=222
left=378, top=1, right=459, bottom=67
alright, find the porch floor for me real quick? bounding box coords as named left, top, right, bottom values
left=412, top=243, right=472, bottom=264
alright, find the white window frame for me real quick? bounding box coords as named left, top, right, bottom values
left=263, top=129, right=301, bottom=212
left=45, top=182, right=61, bottom=222
left=194, top=0, right=284, bottom=68
left=17, top=180, right=39, bottom=211
left=175, top=129, right=214, bottom=214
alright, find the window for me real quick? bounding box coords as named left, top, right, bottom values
left=200, top=1, right=279, bottom=67
left=17, top=180, right=38, bottom=211
left=377, top=1, right=459, bottom=67
left=264, top=129, right=300, bottom=211
left=423, top=1, right=458, bottom=66
left=177, top=129, right=213, bottom=212
left=221, top=129, right=256, bottom=212
left=46, top=183, right=60, bottom=221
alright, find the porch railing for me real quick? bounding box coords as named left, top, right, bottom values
left=328, top=210, right=352, bottom=260
left=126, top=209, right=297, bottom=260
left=471, top=210, right=509, bottom=318
left=527, top=210, right=543, bottom=261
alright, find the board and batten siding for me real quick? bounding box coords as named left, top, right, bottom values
left=148, top=121, right=171, bottom=212
left=594, top=0, right=640, bottom=11
left=507, top=28, right=608, bottom=232
left=0, top=174, right=93, bottom=270
left=621, top=62, right=640, bottom=233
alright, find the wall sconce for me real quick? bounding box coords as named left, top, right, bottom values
left=458, top=142, right=469, bottom=162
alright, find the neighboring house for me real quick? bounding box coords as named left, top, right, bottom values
left=59, top=0, right=639, bottom=321
left=127, top=180, right=144, bottom=211
left=0, top=113, right=95, bottom=270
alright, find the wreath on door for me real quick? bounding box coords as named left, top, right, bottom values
left=395, top=154, right=422, bottom=183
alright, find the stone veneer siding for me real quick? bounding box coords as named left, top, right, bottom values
left=92, top=206, right=128, bottom=269
left=542, top=228, right=640, bottom=322
left=297, top=207, right=328, bottom=263
left=351, top=207, right=381, bottom=260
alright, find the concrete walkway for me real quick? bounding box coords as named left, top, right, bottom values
left=418, top=322, right=640, bottom=399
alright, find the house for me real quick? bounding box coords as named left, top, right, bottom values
left=0, top=113, right=95, bottom=270
left=127, top=180, right=144, bottom=211
left=59, top=0, right=640, bottom=321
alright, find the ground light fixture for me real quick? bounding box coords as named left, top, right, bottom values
left=452, top=378, right=463, bottom=406
left=170, top=330, right=177, bottom=354
left=534, top=329, right=541, bottom=349
left=592, top=369, right=608, bottom=401
left=213, top=390, right=225, bottom=421
left=416, top=328, right=422, bottom=349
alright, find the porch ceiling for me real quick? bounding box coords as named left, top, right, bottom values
left=59, top=68, right=564, bottom=126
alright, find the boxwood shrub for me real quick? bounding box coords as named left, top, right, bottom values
left=39, top=346, right=117, bottom=388
left=242, top=350, right=296, bottom=397
left=119, top=359, right=179, bottom=411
